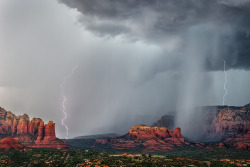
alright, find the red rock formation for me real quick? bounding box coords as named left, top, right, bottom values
left=152, top=103, right=250, bottom=150
left=14, top=135, right=33, bottom=146
left=128, top=125, right=173, bottom=140
left=173, top=127, right=182, bottom=138
left=36, top=121, right=45, bottom=142
left=34, top=138, right=68, bottom=149
left=34, top=121, right=67, bottom=148
left=206, top=106, right=249, bottom=140
left=0, top=107, right=68, bottom=149
left=0, top=127, right=4, bottom=134
left=205, top=104, right=250, bottom=149
left=96, top=125, right=188, bottom=152
left=11, top=118, right=18, bottom=135
left=44, top=121, right=56, bottom=140
left=0, top=138, right=24, bottom=150
left=29, top=117, right=43, bottom=136
left=16, top=114, right=29, bottom=134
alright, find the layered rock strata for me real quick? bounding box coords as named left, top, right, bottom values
left=0, top=107, right=67, bottom=148
left=96, top=125, right=189, bottom=152
left=152, top=103, right=250, bottom=150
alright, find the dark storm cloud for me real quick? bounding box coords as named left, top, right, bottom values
left=1, top=0, right=250, bottom=140
left=60, top=0, right=250, bottom=71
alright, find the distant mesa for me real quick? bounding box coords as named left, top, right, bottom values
left=67, top=125, right=194, bottom=152
left=0, top=107, right=68, bottom=149
left=152, top=103, right=250, bottom=150
left=93, top=125, right=200, bottom=152
left=0, top=137, right=24, bottom=150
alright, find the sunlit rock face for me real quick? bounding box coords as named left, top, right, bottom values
left=96, top=125, right=188, bottom=152
left=0, top=107, right=67, bottom=149
left=128, top=125, right=174, bottom=140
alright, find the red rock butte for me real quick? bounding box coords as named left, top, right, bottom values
left=0, top=107, right=68, bottom=149
left=96, top=125, right=190, bottom=152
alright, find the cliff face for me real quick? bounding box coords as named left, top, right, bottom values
left=96, top=125, right=192, bottom=152
left=206, top=104, right=250, bottom=149
left=206, top=105, right=249, bottom=140
left=0, top=107, right=67, bottom=149
left=128, top=125, right=174, bottom=140
left=152, top=103, right=250, bottom=149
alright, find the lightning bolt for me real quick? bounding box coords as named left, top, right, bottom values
left=61, top=65, right=78, bottom=140
left=223, top=60, right=227, bottom=106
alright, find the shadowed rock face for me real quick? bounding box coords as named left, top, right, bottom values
left=29, top=117, right=43, bottom=136
left=0, top=107, right=67, bottom=149
left=206, top=104, right=250, bottom=150
left=153, top=115, right=175, bottom=130
left=96, top=125, right=188, bottom=152
left=206, top=105, right=250, bottom=141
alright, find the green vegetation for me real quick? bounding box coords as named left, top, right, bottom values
left=156, top=146, right=250, bottom=160
left=0, top=147, right=249, bottom=167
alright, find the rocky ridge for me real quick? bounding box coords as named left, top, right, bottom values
left=96, top=125, right=197, bottom=152
left=0, top=107, right=67, bottom=149
left=153, top=103, right=250, bottom=150
left=207, top=104, right=250, bottom=149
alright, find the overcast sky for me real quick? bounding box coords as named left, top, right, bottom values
left=0, top=0, right=250, bottom=139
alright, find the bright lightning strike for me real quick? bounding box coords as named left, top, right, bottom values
left=61, top=65, right=78, bottom=140
left=223, top=60, right=227, bottom=106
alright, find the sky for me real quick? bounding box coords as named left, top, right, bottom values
left=0, top=0, right=250, bottom=139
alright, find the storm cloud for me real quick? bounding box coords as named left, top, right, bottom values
left=1, top=0, right=250, bottom=139
left=61, top=0, right=250, bottom=71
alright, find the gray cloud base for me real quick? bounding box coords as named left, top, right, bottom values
left=60, top=0, right=250, bottom=71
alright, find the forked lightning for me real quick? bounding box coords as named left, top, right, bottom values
left=61, top=65, right=78, bottom=140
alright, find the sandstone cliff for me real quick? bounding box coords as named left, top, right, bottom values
left=0, top=107, right=67, bottom=149
left=206, top=104, right=250, bottom=149
left=96, top=125, right=192, bottom=152
left=206, top=104, right=249, bottom=140
left=152, top=103, right=250, bottom=150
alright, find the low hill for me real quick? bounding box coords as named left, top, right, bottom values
left=0, top=137, right=24, bottom=150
